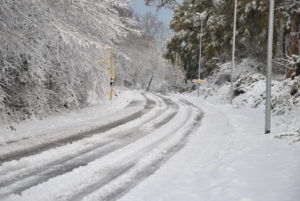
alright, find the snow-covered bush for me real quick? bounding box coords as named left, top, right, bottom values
left=234, top=73, right=265, bottom=97
left=233, top=73, right=299, bottom=115
left=0, top=0, right=180, bottom=124
left=290, top=77, right=300, bottom=106
left=214, top=73, right=231, bottom=86
left=233, top=74, right=267, bottom=108
left=197, top=59, right=299, bottom=115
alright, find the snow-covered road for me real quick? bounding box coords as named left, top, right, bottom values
left=120, top=94, right=300, bottom=201
left=1, top=91, right=299, bottom=201
left=0, top=91, right=203, bottom=201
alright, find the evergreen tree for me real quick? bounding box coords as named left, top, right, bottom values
left=162, top=0, right=297, bottom=79
left=164, top=0, right=233, bottom=79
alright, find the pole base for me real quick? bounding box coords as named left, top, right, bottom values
left=265, top=130, right=271, bottom=134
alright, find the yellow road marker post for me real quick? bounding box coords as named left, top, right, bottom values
left=100, top=45, right=116, bottom=102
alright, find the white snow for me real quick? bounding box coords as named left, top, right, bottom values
left=0, top=89, right=144, bottom=146
left=119, top=94, right=300, bottom=201
left=117, top=59, right=300, bottom=201
left=0, top=87, right=299, bottom=201
left=1, top=58, right=299, bottom=201
left=1, top=93, right=202, bottom=201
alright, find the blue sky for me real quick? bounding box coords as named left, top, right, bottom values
left=130, top=0, right=173, bottom=26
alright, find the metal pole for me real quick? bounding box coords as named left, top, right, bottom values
left=299, top=24, right=300, bottom=56
left=197, top=18, right=203, bottom=97
left=265, top=0, right=275, bottom=134
left=230, top=0, right=237, bottom=104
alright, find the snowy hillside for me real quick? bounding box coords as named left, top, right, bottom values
left=194, top=59, right=300, bottom=143
left=0, top=0, right=180, bottom=124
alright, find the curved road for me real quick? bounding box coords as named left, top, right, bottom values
left=0, top=93, right=203, bottom=201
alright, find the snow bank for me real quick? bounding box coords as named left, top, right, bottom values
left=194, top=58, right=300, bottom=143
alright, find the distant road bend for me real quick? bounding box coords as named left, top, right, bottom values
left=0, top=93, right=203, bottom=201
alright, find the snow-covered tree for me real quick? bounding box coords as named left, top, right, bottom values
left=162, top=0, right=299, bottom=79
left=279, top=0, right=300, bottom=77
left=0, top=0, right=182, bottom=124
left=138, top=12, right=169, bottom=51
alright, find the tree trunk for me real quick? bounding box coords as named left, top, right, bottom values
left=287, top=9, right=300, bottom=78
left=288, top=12, right=299, bottom=56
left=146, top=75, right=153, bottom=92
left=282, top=26, right=288, bottom=58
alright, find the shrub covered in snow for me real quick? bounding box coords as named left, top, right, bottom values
left=233, top=73, right=298, bottom=115
left=213, top=73, right=231, bottom=86
left=289, top=77, right=300, bottom=106
left=197, top=59, right=300, bottom=116
left=194, top=58, right=300, bottom=143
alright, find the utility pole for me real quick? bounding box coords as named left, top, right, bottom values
left=265, top=0, right=275, bottom=134
left=230, top=0, right=237, bottom=104
left=197, top=18, right=203, bottom=97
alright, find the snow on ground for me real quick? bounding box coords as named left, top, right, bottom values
left=0, top=58, right=299, bottom=201
left=119, top=93, right=300, bottom=201
left=0, top=89, right=143, bottom=145
left=119, top=59, right=300, bottom=201
left=198, top=59, right=300, bottom=142
left=0, top=92, right=202, bottom=201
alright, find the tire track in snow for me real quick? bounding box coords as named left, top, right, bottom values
left=2, top=99, right=140, bottom=146
left=0, top=95, right=179, bottom=197
left=0, top=95, right=203, bottom=201
left=0, top=94, right=154, bottom=164
left=0, top=94, right=165, bottom=178
left=62, top=98, right=203, bottom=201
left=0, top=93, right=162, bottom=175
